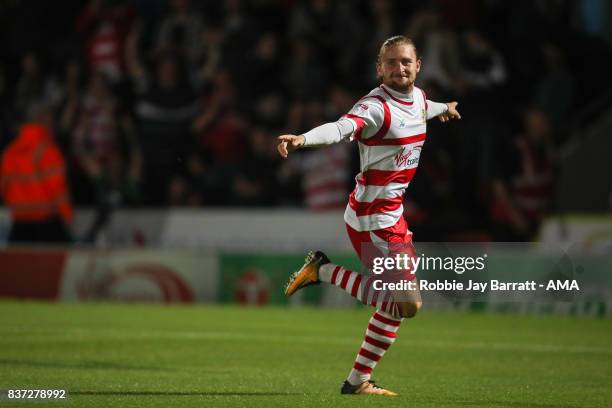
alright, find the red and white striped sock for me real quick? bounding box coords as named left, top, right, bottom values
left=346, top=310, right=402, bottom=385
left=319, top=263, right=401, bottom=318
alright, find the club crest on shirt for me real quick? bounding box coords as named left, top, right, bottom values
left=394, top=146, right=422, bottom=168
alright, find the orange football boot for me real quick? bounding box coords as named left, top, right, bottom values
left=284, top=251, right=329, bottom=297
left=340, top=380, right=398, bottom=396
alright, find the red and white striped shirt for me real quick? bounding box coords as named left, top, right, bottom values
left=303, top=84, right=447, bottom=231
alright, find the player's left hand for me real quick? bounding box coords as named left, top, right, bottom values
left=439, top=102, right=461, bottom=122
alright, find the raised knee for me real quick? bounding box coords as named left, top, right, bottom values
left=399, top=301, right=422, bottom=318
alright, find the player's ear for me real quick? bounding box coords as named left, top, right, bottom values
left=416, top=58, right=421, bottom=73
left=376, top=61, right=382, bottom=79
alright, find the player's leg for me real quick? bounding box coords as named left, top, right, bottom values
left=341, top=308, right=401, bottom=396
left=344, top=218, right=420, bottom=395
left=388, top=265, right=422, bottom=319
left=341, top=290, right=421, bottom=394
left=282, top=218, right=415, bottom=396
left=397, top=300, right=423, bottom=317
left=371, top=221, right=423, bottom=319
left=284, top=227, right=404, bottom=318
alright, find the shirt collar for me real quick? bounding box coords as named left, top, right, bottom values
left=380, top=84, right=414, bottom=102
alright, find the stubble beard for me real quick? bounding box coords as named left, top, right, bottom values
left=384, top=75, right=414, bottom=94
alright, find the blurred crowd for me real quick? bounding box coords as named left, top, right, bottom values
left=1, top=0, right=611, bottom=241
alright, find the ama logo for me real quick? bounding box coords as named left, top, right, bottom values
left=394, top=146, right=422, bottom=168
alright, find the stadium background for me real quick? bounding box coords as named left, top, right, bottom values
left=1, top=1, right=612, bottom=407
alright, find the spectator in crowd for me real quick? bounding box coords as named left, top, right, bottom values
left=491, top=108, right=555, bottom=240
left=126, top=25, right=199, bottom=203
left=284, top=38, right=329, bottom=102
left=192, top=70, right=247, bottom=205
left=231, top=126, right=280, bottom=206
left=14, top=52, right=63, bottom=120
left=244, top=32, right=285, bottom=127
left=167, top=151, right=206, bottom=206
left=405, top=9, right=462, bottom=93
left=155, top=0, right=205, bottom=67
left=289, top=0, right=337, bottom=49
left=299, top=142, right=351, bottom=211
left=459, top=28, right=507, bottom=95
left=288, top=0, right=362, bottom=79
left=0, top=1, right=610, bottom=242
left=61, top=71, right=141, bottom=206
left=221, top=0, right=257, bottom=93
left=368, top=0, right=398, bottom=56
left=533, top=43, right=574, bottom=130
left=195, top=25, right=223, bottom=87
left=0, top=103, right=73, bottom=243
left=57, top=59, right=86, bottom=149
left=76, top=0, right=136, bottom=83
left=80, top=149, right=143, bottom=243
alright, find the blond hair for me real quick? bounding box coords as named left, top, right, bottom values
left=377, top=35, right=419, bottom=63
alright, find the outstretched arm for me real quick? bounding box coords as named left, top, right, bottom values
left=277, top=118, right=355, bottom=158
left=277, top=97, right=386, bottom=158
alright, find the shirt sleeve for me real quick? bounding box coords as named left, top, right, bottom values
left=303, top=98, right=385, bottom=146
left=426, top=100, right=448, bottom=120
left=343, top=98, right=385, bottom=140
left=302, top=119, right=355, bottom=146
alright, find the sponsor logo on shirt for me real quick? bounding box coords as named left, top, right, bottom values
left=394, top=146, right=422, bottom=168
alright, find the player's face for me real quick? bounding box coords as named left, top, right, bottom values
left=377, top=44, right=421, bottom=93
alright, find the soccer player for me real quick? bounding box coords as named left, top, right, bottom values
left=277, top=36, right=461, bottom=396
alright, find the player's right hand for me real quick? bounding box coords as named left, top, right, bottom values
left=277, top=134, right=305, bottom=158
left=439, top=101, right=461, bottom=122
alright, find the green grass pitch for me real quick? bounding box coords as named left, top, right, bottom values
left=0, top=301, right=611, bottom=407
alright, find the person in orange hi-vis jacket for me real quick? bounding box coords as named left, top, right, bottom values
left=0, top=121, right=73, bottom=243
